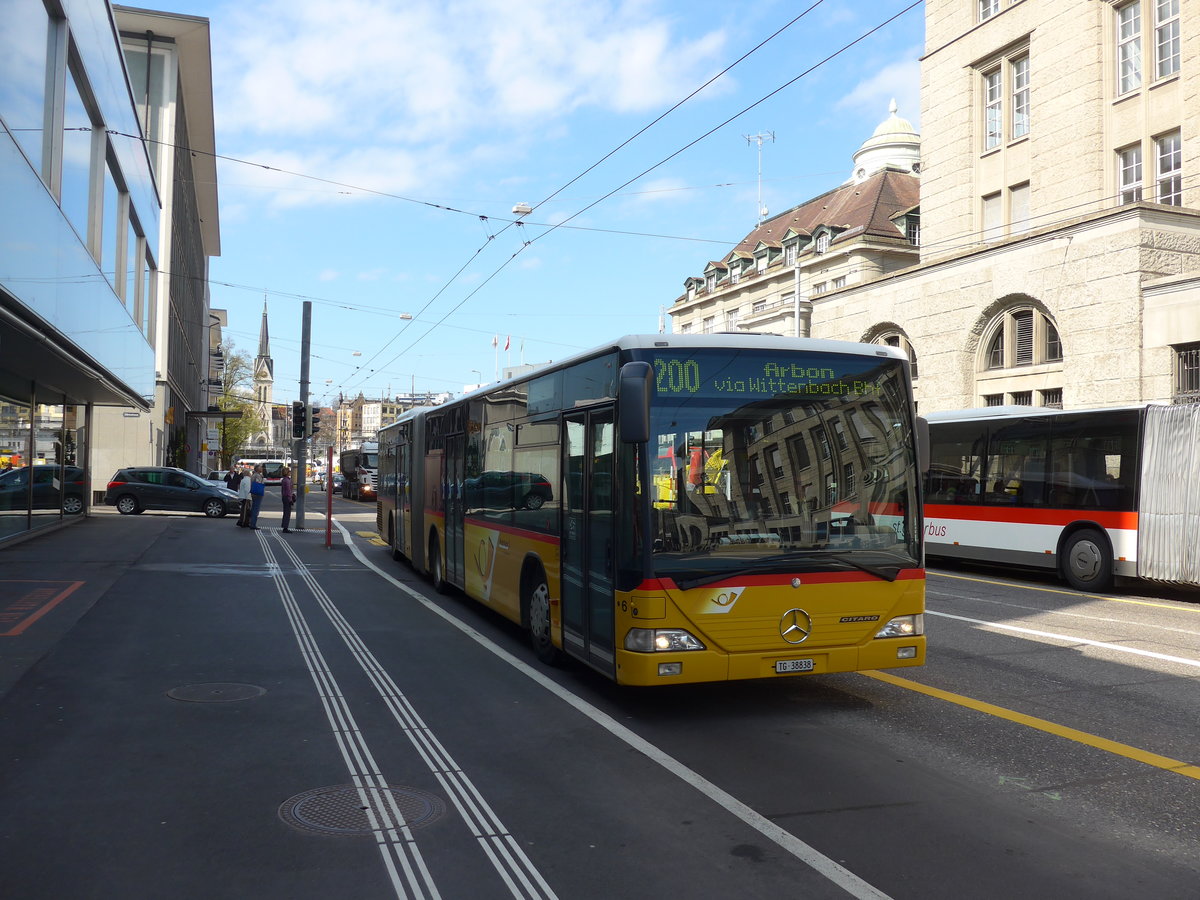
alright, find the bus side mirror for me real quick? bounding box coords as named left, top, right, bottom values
left=619, top=361, right=653, bottom=443
left=916, top=416, right=930, bottom=474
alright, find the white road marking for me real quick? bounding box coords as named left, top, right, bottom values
left=271, top=531, right=555, bottom=899
left=334, top=519, right=894, bottom=900
left=926, top=609, right=1200, bottom=669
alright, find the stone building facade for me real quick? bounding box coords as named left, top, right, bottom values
left=672, top=0, right=1200, bottom=413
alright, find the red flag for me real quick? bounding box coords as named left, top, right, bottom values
left=504, top=335, right=510, bottom=351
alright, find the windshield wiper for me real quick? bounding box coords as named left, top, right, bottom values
left=671, top=551, right=910, bottom=591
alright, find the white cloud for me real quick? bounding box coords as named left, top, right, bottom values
left=318, top=269, right=339, bottom=281
left=835, top=52, right=922, bottom=130
left=209, top=0, right=729, bottom=207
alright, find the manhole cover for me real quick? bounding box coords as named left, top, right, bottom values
left=279, top=785, right=447, bottom=835
left=166, top=683, right=266, bottom=702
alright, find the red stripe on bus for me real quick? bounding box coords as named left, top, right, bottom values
left=926, top=504, right=1138, bottom=530
left=463, top=516, right=562, bottom=546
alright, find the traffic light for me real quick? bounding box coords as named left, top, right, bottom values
left=291, top=401, right=305, bottom=438
left=308, top=406, right=321, bottom=438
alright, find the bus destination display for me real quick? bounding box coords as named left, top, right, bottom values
left=652, top=354, right=888, bottom=399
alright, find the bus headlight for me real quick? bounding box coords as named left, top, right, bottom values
left=875, top=614, right=924, bottom=638
left=624, top=628, right=706, bottom=652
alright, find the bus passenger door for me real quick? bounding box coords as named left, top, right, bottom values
left=445, top=434, right=465, bottom=588
left=562, top=409, right=616, bottom=675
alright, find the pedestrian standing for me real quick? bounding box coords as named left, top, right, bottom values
left=236, top=467, right=252, bottom=527
left=280, top=466, right=296, bottom=533
left=248, top=465, right=265, bottom=530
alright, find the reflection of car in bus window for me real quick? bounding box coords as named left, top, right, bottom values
left=465, top=471, right=553, bottom=510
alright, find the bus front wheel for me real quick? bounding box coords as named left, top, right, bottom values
left=1061, top=528, right=1113, bottom=592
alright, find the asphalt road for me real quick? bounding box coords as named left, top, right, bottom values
left=1, top=492, right=1197, bottom=899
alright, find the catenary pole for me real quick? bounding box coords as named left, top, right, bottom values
left=296, top=301, right=311, bottom=530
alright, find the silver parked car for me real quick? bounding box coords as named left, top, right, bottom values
left=104, top=466, right=240, bottom=517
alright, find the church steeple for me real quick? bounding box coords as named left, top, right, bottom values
left=258, top=299, right=270, bottom=359
left=251, top=299, right=275, bottom=450
left=255, top=299, right=274, bottom=381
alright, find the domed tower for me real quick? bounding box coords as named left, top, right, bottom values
left=849, top=99, right=921, bottom=183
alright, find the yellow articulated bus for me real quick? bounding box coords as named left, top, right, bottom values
left=377, top=334, right=927, bottom=686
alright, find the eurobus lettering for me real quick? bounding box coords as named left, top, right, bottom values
left=924, top=404, right=1200, bottom=591
left=377, top=334, right=927, bottom=686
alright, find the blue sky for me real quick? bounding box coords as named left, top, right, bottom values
left=148, top=0, right=924, bottom=407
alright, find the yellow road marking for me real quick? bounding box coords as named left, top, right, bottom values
left=930, top=570, right=1197, bottom=612
left=863, top=670, right=1200, bottom=782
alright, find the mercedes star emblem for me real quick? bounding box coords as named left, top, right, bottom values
left=780, top=608, right=813, bottom=644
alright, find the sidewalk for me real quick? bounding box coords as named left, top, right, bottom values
left=0, top=497, right=333, bottom=699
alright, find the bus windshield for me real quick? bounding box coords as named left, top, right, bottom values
left=635, top=348, right=920, bottom=585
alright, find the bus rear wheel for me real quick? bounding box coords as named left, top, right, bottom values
left=1061, top=528, right=1113, bottom=592
left=429, top=534, right=449, bottom=594
left=526, top=568, right=563, bottom=666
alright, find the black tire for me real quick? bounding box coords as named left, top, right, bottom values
left=63, top=495, right=84, bottom=515
left=523, top=492, right=545, bottom=510
left=116, top=494, right=139, bottom=515
left=1061, top=528, right=1113, bottom=592
left=203, top=498, right=227, bottom=518
left=526, top=566, right=563, bottom=665
left=429, top=534, right=449, bottom=594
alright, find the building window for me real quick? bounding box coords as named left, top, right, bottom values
left=1011, top=55, right=1030, bottom=139
left=785, top=243, right=797, bottom=266
left=770, top=446, right=784, bottom=478
left=1156, top=131, right=1182, bottom=205
left=979, top=0, right=1000, bottom=22
left=1045, top=321, right=1062, bottom=361
left=881, top=333, right=919, bottom=380
left=906, top=217, right=921, bottom=246
left=832, top=275, right=846, bottom=289
left=1041, top=388, right=1063, bottom=408
left=1118, top=144, right=1143, bottom=203
left=726, top=308, right=740, bottom=330
left=812, top=282, right=827, bottom=295
left=780, top=491, right=793, bottom=515
left=1117, top=2, right=1143, bottom=95
left=843, top=462, right=856, bottom=495
left=1011, top=391, right=1033, bottom=406
left=702, top=316, right=715, bottom=334
left=756, top=255, right=767, bottom=274
left=678, top=322, right=692, bottom=334
left=824, top=473, right=837, bottom=506
left=984, top=69, right=1003, bottom=150
left=982, top=191, right=1003, bottom=239
left=730, top=265, right=740, bottom=285
left=752, top=299, right=766, bottom=314
left=815, top=233, right=830, bottom=254
left=1010, top=182, right=1031, bottom=233
left=705, top=274, right=716, bottom=292
left=1156, top=0, right=1180, bottom=78
left=1176, top=343, right=1200, bottom=402
left=1013, top=310, right=1034, bottom=365
left=984, top=393, right=1005, bottom=406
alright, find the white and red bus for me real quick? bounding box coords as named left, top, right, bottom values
left=923, top=404, right=1200, bottom=591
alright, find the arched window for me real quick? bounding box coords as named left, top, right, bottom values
left=977, top=306, right=1064, bottom=406
left=877, top=332, right=918, bottom=380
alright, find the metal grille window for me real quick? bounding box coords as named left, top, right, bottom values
left=985, top=393, right=1005, bottom=406
left=984, top=69, right=1003, bottom=149
left=1117, top=2, right=1143, bottom=95
left=1157, top=131, right=1182, bottom=205
left=1014, top=310, right=1034, bottom=365
left=1118, top=144, right=1143, bottom=203
left=1156, top=0, right=1180, bottom=78
left=1011, top=391, right=1033, bottom=405
left=1176, top=344, right=1200, bottom=402
left=1041, top=388, right=1063, bottom=408
left=1012, top=56, right=1030, bottom=138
